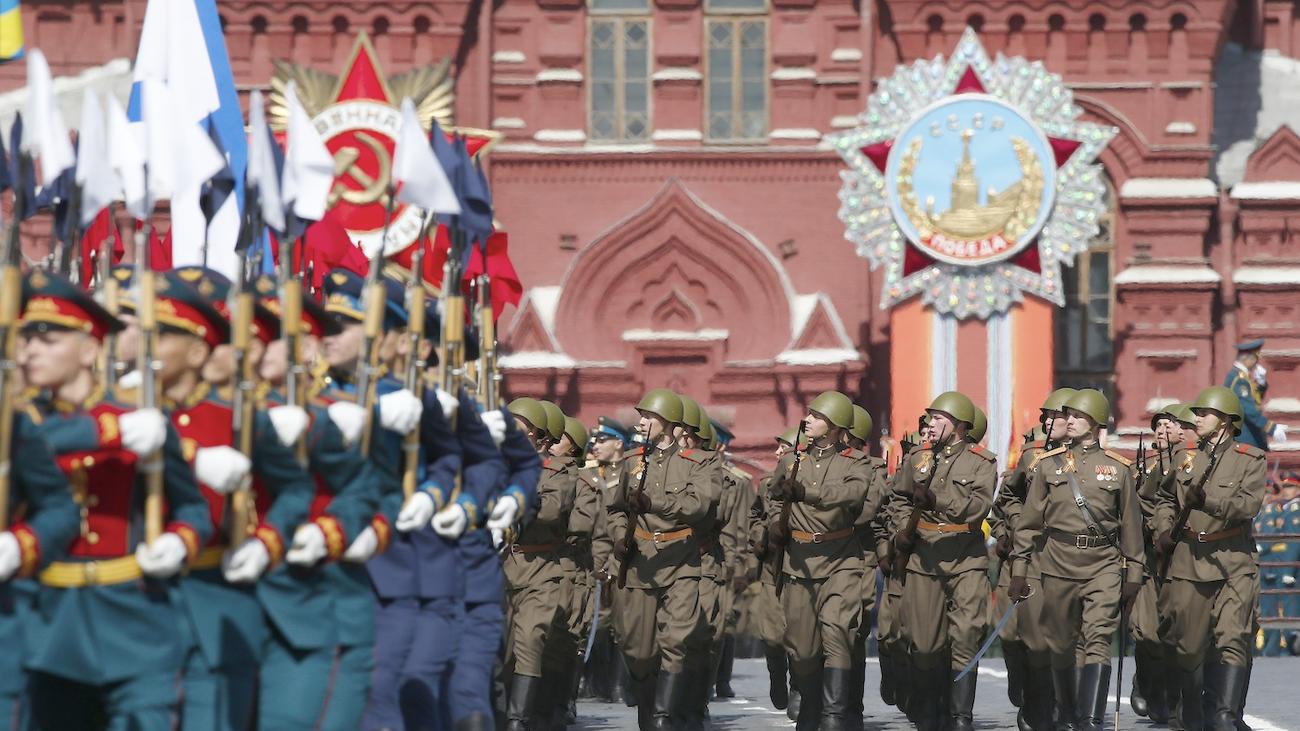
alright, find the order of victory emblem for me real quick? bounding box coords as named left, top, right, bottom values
left=829, top=29, right=1116, bottom=319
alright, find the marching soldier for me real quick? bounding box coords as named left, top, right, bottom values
left=875, top=428, right=920, bottom=720
left=1011, top=388, right=1143, bottom=731
left=580, top=417, right=631, bottom=703
left=891, top=391, right=995, bottom=731
left=1155, top=386, right=1266, bottom=731
left=846, top=404, right=888, bottom=731
left=753, top=427, right=797, bottom=715
left=710, top=418, right=753, bottom=702
left=768, top=390, right=870, bottom=730
left=1224, top=339, right=1285, bottom=451
left=553, top=414, right=593, bottom=728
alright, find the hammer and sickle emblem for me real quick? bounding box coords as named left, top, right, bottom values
left=329, top=131, right=392, bottom=207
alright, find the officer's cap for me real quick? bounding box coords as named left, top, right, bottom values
left=591, top=416, right=631, bottom=444
left=20, top=269, right=123, bottom=340
left=255, top=275, right=341, bottom=338
left=1235, top=338, right=1264, bottom=353
left=154, top=270, right=231, bottom=349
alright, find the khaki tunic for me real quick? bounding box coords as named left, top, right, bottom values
left=563, top=460, right=605, bottom=644
left=990, top=442, right=1054, bottom=658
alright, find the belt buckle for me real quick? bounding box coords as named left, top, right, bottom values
left=812, top=532, right=824, bottom=544
left=83, top=561, right=99, bottom=585
left=1075, top=535, right=1088, bottom=549
left=1197, top=531, right=1208, bottom=543
left=652, top=531, right=663, bottom=546
left=935, top=522, right=949, bottom=532
left=509, top=544, right=522, bottom=555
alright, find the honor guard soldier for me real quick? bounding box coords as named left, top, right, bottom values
left=608, top=388, right=711, bottom=731
left=767, top=391, right=870, bottom=731
left=18, top=270, right=213, bottom=730
left=579, top=416, right=631, bottom=703
left=845, top=404, right=888, bottom=731
left=1155, top=386, right=1267, bottom=731
left=1012, top=388, right=1143, bottom=731
left=891, top=391, right=995, bottom=731
left=1225, top=339, right=1286, bottom=450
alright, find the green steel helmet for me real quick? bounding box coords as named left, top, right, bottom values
left=537, top=400, right=566, bottom=441
left=1065, top=389, right=1109, bottom=427
left=1170, top=403, right=1197, bottom=427
left=1191, top=386, right=1244, bottom=423
left=970, top=407, right=987, bottom=443
left=849, top=405, right=873, bottom=442
left=562, top=416, right=588, bottom=452
left=1041, top=388, right=1078, bottom=415
left=698, top=418, right=716, bottom=449
left=508, top=397, right=548, bottom=433
left=678, top=395, right=704, bottom=432
left=636, top=388, right=683, bottom=424
left=807, top=390, right=854, bottom=429
left=777, top=426, right=800, bottom=447
left=1150, top=402, right=1181, bottom=430
left=926, top=391, right=975, bottom=428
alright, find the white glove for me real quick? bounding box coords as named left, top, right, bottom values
left=1273, top=424, right=1289, bottom=443
left=222, top=538, right=271, bottom=583
left=491, top=528, right=505, bottom=548
left=344, top=526, right=379, bottom=562
left=268, top=405, right=309, bottom=448
left=1254, top=363, right=1268, bottom=387
left=482, top=410, right=507, bottom=447
left=117, top=369, right=143, bottom=390
left=327, top=402, right=366, bottom=447
left=435, top=388, right=459, bottom=421
left=1284, top=575, right=1297, bottom=587
left=432, top=504, right=469, bottom=539
left=0, top=532, right=21, bottom=582
left=194, top=446, right=252, bottom=495
left=285, top=524, right=327, bottom=566
left=486, top=494, right=521, bottom=532
left=378, top=389, right=423, bottom=435
left=396, top=491, right=436, bottom=533
left=120, top=408, right=167, bottom=457
left=134, top=533, right=189, bottom=579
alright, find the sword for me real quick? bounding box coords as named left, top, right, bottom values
left=583, top=577, right=604, bottom=663
left=954, top=592, right=1026, bottom=682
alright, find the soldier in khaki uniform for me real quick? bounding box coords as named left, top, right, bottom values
left=1154, top=386, right=1266, bottom=731
left=608, top=389, right=712, bottom=730
left=579, top=417, right=631, bottom=703
left=844, top=404, right=887, bottom=731
left=768, top=391, right=871, bottom=730
left=501, top=398, right=578, bottom=731
left=875, top=429, right=921, bottom=721
left=556, top=416, right=594, bottom=726
left=709, top=419, right=753, bottom=701
left=1011, top=389, right=1143, bottom=731
left=752, top=427, right=797, bottom=715
left=891, top=391, right=995, bottom=731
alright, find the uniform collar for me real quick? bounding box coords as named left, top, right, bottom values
left=940, top=439, right=968, bottom=457
left=163, top=382, right=211, bottom=410
left=49, top=383, right=107, bottom=414
left=1075, top=439, right=1101, bottom=454
left=1234, top=361, right=1251, bottom=377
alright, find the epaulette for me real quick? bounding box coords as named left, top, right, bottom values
left=626, top=446, right=647, bottom=459
left=968, top=444, right=996, bottom=462
left=1104, top=449, right=1132, bottom=468
left=1029, top=439, right=1045, bottom=450
left=1038, top=446, right=1068, bottom=460
left=584, top=458, right=599, bottom=469
left=839, top=446, right=863, bottom=459
left=678, top=448, right=704, bottom=464
left=1235, top=442, right=1265, bottom=459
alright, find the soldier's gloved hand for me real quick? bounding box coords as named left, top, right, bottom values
left=432, top=504, right=469, bottom=539
left=481, top=410, right=508, bottom=447
left=117, top=369, right=143, bottom=390
left=892, top=530, right=915, bottom=553
left=194, top=446, right=252, bottom=495
left=134, top=533, right=189, bottom=579
left=995, top=535, right=1012, bottom=561
left=487, top=495, right=521, bottom=532
left=286, top=524, right=328, bottom=566
left=628, top=490, right=652, bottom=514
left=613, top=540, right=630, bottom=563
left=1284, top=575, right=1296, bottom=587
left=750, top=538, right=769, bottom=562
left=1121, top=580, right=1142, bottom=612
left=378, top=389, right=423, bottom=435
left=434, top=388, right=459, bottom=421
left=0, top=532, right=21, bottom=581
left=912, top=486, right=936, bottom=510
left=396, top=492, right=437, bottom=533
left=1185, top=486, right=1206, bottom=510
left=1007, top=575, right=1031, bottom=602
left=327, top=402, right=366, bottom=447
left=1155, top=529, right=1177, bottom=558
left=770, top=478, right=804, bottom=502
left=267, top=405, right=309, bottom=447
left=768, top=521, right=789, bottom=549
left=222, top=538, right=271, bottom=584
left=343, top=526, right=379, bottom=563
left=120, top=407, right=167, bottom=457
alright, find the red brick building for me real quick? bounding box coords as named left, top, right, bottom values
left=3, top=0, right=1298, bottom=468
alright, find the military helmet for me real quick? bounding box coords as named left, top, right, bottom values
left=808, top=391, right=854, bottom=430
left=699, top=418, right=716, bottom=450
left=1064, top=389, right=1109, bottom=427
left=1041, top=388, right=1078, bottom=414
left=636, top=388, right=683, bottom=424
left=508, top=397, right=548, bottom=434
left=849, top=405, right=873, bottom=442
left=678, top=395, right=704, bottom=432
left=1191, top=386, right=1243, bottom=423
left=1169, top=403, right=1197, bottom=427
left=1150, top=402, right=1178, bottom=430
left=537, top=400, right=566, bottom=441
left=970, top=407, right=987, bottom=442
left=562, top=416, right=588, bottom=452
left=926, top=391, right=976, bottom=428
left=777, top=426, right=800, bottom=447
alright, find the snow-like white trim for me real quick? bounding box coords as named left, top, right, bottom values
left=1119, top=177, right=1218, bottom=199
left=536, top=68, right=583, bottom=83
left=1230, top=181, right=1300, bottom=200
left=1146, top=396, right=1182, bottom=413
left=492, top=117, right=526, bottom=129
left=498, top=352, right=577, bottom=369
left=533, top=129, right=587, bottom=143
left=786, top=293, right=855, bottom=351
left=1113, top=265, right=1222, bottom=285
left=621, top=328, right=729, bottom=342
left=651, top=129, right=703, bottom=141
left=1165, top=121, right=1197, bottom=135
left=1136, top=349, right=1198, bottom=360
left=505, top=286, right=565, bottom=353
left=652, top=67, right=703, bottom=82
left=1233, top=266, right=1300, bottom=285
left=830, top=115, right=859, bottom=129
left=770, top=128, right=822, bottom=140
left=492, top=50, right=526, bottom=64
left=831, top=48, right=863, bottom=62
left=771, top=67, right=816, bottom=81
left=775, top=348, right=861, bottom=365
left=1266, top=398, right=1300, bottom=414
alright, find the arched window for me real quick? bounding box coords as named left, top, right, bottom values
left=1054, top=179, right=1116, bottom=401
left=588, top=0, right=651, bottom=141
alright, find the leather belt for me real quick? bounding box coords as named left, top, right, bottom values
left=1048, top=529, right=1113, bottom=549
left=40, top=556, right=143, bottom=588
left=192, top=546, right=226, bottom=571
left=791, top=527, right=855, bottom=544
left=509, top=543, right=561, bottom=555
left=1180, top=525, right=1247, bottom=543
left=917, top=521, right=979, bottom=534
left=634, top=527, right=693, bottom=545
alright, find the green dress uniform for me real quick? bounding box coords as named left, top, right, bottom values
left=874, top=474, right=912, bottom=712
left=847, top=453, right=888, bottom=726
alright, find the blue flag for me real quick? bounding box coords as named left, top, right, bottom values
left=8, top=114, right=36, bottom=220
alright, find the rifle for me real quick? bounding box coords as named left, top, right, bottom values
left=1158, top=430, right=1227, bottom=579
left=96, top=205, right=122, bottom=390
left=1136, top=435, right=1147, bottom=477
left=475, top=269, right=499, bottom=410
left=133, top=164, right=164, bottom=543
left=0, top=150, right=28, bottom=531
left=616, top=444, right=653, bottom=589
left=772, top=421, right=807, bottom=598
left=356, top=187, right=397, bottom=458
left=400, top=214, right=431, bottom=500
left=227, top=197, right=263, bottom=545
left=891, top=439, right=944, bottom=581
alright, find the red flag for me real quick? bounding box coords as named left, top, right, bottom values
left=151, top=227, right=173, bottom=271
left=269, top=218, right=371, bottom=292
left=390, top=226, right=523, bottom=319
left=78, top=208, right=121, bottom=286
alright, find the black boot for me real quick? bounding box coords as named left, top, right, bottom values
left=715, top=636, right=736, bottom=698
left=1210, top=664, right=1249, bottom=731
left=1074, top=663, right=1111, bottom=731
left=615, top=652, right=633, bottom=707
left=1052, top=665, right=1078, bottom=731
left=1144, top=645, right=1171, bottom=724
left=1004, top=640, right=1028, bottom=708
left=1023, top=666, right=1056, bottom=731
left=652, top=671, right=685, bottom=731
left=1177, top=663, right=1204, bottom=731
left=1235, top=655, right=1254, bottom=731
left=878, top=646, right=896, bottom=706
left=793, top=667, right=824, bottom=731
left=1132, top=641, right=1159, bottom=718
left=847, top=655, right=866, bottom=731
left=819, top=667, right=850, bottom=731
left=911, top=666, right=944, bottom=731
left=505, top=674, right=540, bottom=731
left=633, top=675, right=656, bottom=731
left=786, top=653, right=802, bottom=722
left=949, top=668, right=977, bottom=731
left=567, top=652, right=585, bottom=724
left=765, top=645, right=789, bottom=710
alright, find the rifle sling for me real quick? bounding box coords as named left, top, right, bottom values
left=1055, top=453, right=1120, bottom=552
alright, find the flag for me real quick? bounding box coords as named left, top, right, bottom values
left=0, top=0, right=23, bottom=62
left=466, top=231, right=523, bottom=315
left=75, top=89, right=117, bottom=227
left=23, top=48, right=75, bottom=182
left=280, top=81, right=335, bottom=243
left=104, top=94, right=146, bottom=219
left=130, top=0, right=246, bottom=278
left=198, top=118, right=236, bottom=248
left=393, top=97, right=459, bottom=216
left=34, top=143, right=75, bottom=249
left=245, top=89, right=285, bottom=236
left=78, top=207, right=121, bottom=284
left=8, top=114, right=36, bottom=219
left=461, top=150, right=493, bottom=246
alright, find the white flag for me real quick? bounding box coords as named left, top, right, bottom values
left=105, top=94, right=147, bottom=219
left=246, top=90, right=285, bottom=234
left=393, top=97, right=460, bottom=215
left=74, top=90, right=118, bottom=227
left=23, top=48, right=76, bottom=182
left=281, top=81, right=335, bottom=223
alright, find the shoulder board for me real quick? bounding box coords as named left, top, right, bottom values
left=1235, top=443, right=1265, bottom=459
left=583, top=458, right=599, bottom=469
left=870, top=455, right=886, bottom=469
left=725, top=464, right=751, bottom=483
left=1030, top=439, right=1045, bottom=449
left=626, top=446, right=647, bottom=459
left=677, top=449, right=704, bottom=464
left=1104, top=449, right=1133, bottom=468
left=920, top=441, right=933, bottom=449
left=839, top=446, right=863, bottom=459
left=1040, top=446, right=1068, bottom=459
left=967, top=444, right=996, bottom=462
